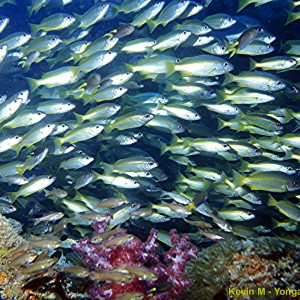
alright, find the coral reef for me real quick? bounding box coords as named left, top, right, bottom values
left=0, top=213, right=85, bottom=300
left=0, top=213, right=24, bottom=250
left=184, top=237, right=300, bottom=300
left=72, top=216, right=198, bottom=300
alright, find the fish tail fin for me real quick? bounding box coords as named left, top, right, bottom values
left=26, top=77, right=39, bottom=92
left=267, top=194, right=277, bottom=207
left=74, top=112, right=84, bottom=124
left=237, top=0, right=250, bottom=12
left=170, top=134, right=182, bottom=145
left=16, top=166, right=25, bottom=175
left=18, top=60, right=27, bottom=68
left=101, top=162, right=113, bottom=175
left=232, top=169, right=244, bottom=188
left=248, top=57, right=257, bottom=71
left=164, top=81, right=173, bottom=92
left=218, top=171, right=227, bottom=183
left=53, top=137, right=63, bottom=150
left=147, top=20, right=158, bottom=34
left=271, top=218, right=280, bottom=229
left=222, top=72, right=234, bottom=86
left=82, top=95, right=91, bottom=106
left=9, top=192, right=18, bottom=202
left=160, top=143, right=168, bottom=155
left=11, top=144, right=22, bottom=157
left=186, top=191, right=208, bottom=211
left=104, top=124, right=113, bottom=134
left=217, top=118, right=226, bottom=131
left=239, top=160, right=249, bottom=172
left=175, top=172, right=185, bottom=184
left=225, top=40, right=238, bottom=58
left=229, top=48, right=237, bottom=58
left=29, top=23, right=39, bottom=35
left=285, top=11, right=300, bottom=25
left=165, top=62, right=175, bottom=77
left=124, top=63, right=134, bottom=72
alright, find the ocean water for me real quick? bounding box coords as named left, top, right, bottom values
left=0, top=1, right=300, bottom=298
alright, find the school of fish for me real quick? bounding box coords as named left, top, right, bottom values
left=0, top=0, right=300, bottom=270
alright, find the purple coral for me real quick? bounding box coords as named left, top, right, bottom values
left=71, top=216, right=198, bottom=299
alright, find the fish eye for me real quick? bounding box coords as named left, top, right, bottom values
left=247, top=212, right=252, bottom=216
left=108, top=51, right=112, bottom=55
left=5, top=195, right=10, bottom=200
left=96, top=125, right=100, bottom=128
left=234, top=107, right=238, bottom=111
left=178, top=124, right=183, bottom=129
left=149, top=162, right=154, bottom=166
left=204, top=26, right=209, bottom=29
left=194, top=113, right=199, bottom=117
left=293, top=180, right=299, bottom=186
left=153, top=40, right=157, bottom=44
left=267, top=45, right=272, bottom=49
left=48, top=175, right=53, bottom=179
left=15, top=135, right=19, bottom=139
left=289, top=59, right=294, bottom=63
left=258, top=28, right=264, bottom=32
left=276, top=81, right=283, bottom=85
left=287, top=167, right=293, bottom=171
left=20, top=92, right=24, bottom=96
left=144, top=114, right=150, bottom=118
left=52, top=37, right=56, bottom=41
left=119, top=87, right=123, bottom=91
left=223, top=144, right=228, bottom=148
left=221, top=46, right=225, bottom=51
left=85, top=156, right=89, bottom=160
left=100, top=3, right=105, bottom=6
left=62, top=124, right=66, bottom=127
left=67, top=16, right=71, bottom=20
left=126, top=71, right=130, bottom=75
left=183, top=31, right=187, bottom=35
left=137, top=132, right=142, bottom=136
left=22, top=33, right=27, bottom=37
left=254, top=148, right=260, bottom=153
left=209, top=90, right=214, bottom=94
left=13, top=99, right=18, bottom=103
left=47, top=124, right=51, bottom=128
left=133, top=181, right=138, bottom=185
left=223, top=62, right=229, bottom=67
left=38, top=112, right=42, bottom=115
left=176, top=59, right=180, bottom=63
left=228, top=18, right=233, bottom=22
left=67, top=103, right=71, bottom=106
left=0, top=46, right=3, bottom=50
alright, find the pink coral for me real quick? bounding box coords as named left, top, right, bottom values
left=71, top=216, right=198, bottom=300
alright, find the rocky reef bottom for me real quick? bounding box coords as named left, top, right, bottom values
left=0, top=212, right=300, bottom=300
left=184, top=236, right=300, bottom=300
